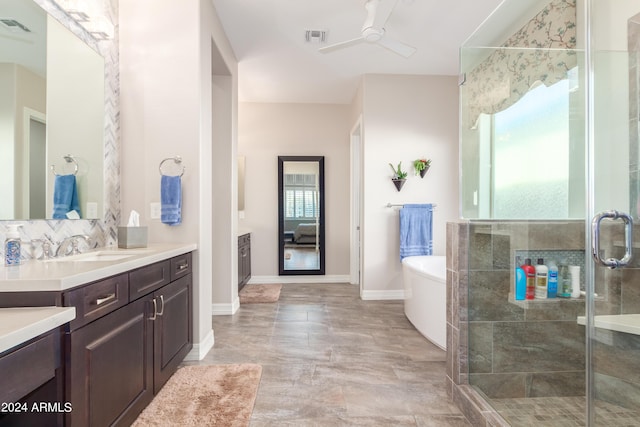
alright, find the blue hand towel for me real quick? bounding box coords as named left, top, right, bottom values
left=161, top=175, right=182, bottom=225
left=52, top=174, right=80, bottom=219
left=399, top=204, right=433, bottom=260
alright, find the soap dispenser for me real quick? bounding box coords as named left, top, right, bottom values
left=4, top=225, right=22, bottom=266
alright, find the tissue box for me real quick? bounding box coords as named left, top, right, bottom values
left=118, top=227, right=148, bottom=249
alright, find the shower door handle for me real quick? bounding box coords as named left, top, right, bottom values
left=591, top=210, right=633, bottom=269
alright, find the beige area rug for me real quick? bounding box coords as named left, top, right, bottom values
left=132, top=364, right=262, bottom=427
left=239, top=283, right=282, bottom=304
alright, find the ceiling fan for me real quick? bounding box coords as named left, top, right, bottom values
left=319, top=0, right=416, bottom=58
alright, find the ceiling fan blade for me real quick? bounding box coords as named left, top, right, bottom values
left=369, top=0, right=399, bottom=30
left=375, top=36, right=416, bottom=58
left=318, top=36, right=365, bottom=54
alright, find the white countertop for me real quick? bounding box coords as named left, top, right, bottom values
left=0, top=243, right=197, bottom=292
left=0, top=306, right=76, bottom=353
left=577, top=314, right=640, bottom=336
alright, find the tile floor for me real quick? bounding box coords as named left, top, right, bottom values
left=188, top=282, right=471, bottom=426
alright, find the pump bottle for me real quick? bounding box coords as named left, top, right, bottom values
left=4, top=225, right=22, bottom=266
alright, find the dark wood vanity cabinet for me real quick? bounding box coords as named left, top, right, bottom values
left=238, top=233, right=251, bottom=291
left=67, top=297, right=153, bottom=427
left=64, top=253, right=193, bottom=427
left=0, top=330, right=64, bottom=427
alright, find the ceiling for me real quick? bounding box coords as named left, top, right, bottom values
left=211, top=0, right=504, bottom=104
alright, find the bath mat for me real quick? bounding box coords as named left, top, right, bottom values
left=239, top=284, right=282, bottom=304
left=132, top=364, right=262, bottom=427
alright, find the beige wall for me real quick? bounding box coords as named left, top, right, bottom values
left=238, top=102, right=351, bottom=281
left=360, top=74, right=460, bottom=298
left=120, top=0, right=238, bottom=359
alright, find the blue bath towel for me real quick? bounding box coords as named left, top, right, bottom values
left=52, top=174, right=80, bottom=219
left=161, top=175, right=182, bottom=225
left=399, top=204, right=433, bottom=260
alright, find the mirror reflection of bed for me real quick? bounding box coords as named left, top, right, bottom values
left=278, top=156, right=325, bottom=275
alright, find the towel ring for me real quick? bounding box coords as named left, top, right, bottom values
left=159, top=156, right=185, bottom=177
left=51, top=155, right=78, bottom=176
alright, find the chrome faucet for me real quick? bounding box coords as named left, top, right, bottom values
left=30, top=235, right=57, bottom=260
left=58, top=235, right=91, bottom=257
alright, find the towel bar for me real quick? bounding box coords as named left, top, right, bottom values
left=51, top=155, right=78, bottom=176
left=159, top=156, right=185, bottom=177
left=386, top=203, right=437, bottom=208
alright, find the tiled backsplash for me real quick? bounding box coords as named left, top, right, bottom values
left=0, top=0, right=119, bottom=261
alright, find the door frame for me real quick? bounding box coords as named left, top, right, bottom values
left=350, top=116, right=363, bottom=292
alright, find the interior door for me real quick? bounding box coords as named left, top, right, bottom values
left=588, top=2, right=640, bottom=424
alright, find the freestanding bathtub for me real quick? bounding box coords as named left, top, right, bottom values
left=402, top=255, right=446, bottom=350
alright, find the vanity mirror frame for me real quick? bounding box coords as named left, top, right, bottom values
left=277, top=156, right=325, bottom=276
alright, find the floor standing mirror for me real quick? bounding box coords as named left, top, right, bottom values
left=278, top=156, right=325, bottom=275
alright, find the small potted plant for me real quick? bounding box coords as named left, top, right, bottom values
left=414, top=158, right=432, bottom=178
left=389, top=162, right=408, bottom=192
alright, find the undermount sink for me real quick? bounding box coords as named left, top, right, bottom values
left=45, top=250, right=151, bottom=263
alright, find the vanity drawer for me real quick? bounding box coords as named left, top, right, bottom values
left=64, top=274, right=129, bottom=331
left=170, top=252, right=192, bottom=281
left=129, top=260, right=171, bottom=301
left=0, top=330, right=59, bottom=404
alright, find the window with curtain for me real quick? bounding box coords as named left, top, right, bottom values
left=284, top=174, right=318, bottom=219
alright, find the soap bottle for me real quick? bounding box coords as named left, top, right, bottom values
left=515, top=257, right=526, bottom=300
left=535, top=258, right=548, bottom=300
left=4, top=225, right=22, bottom=266
left=522, top=258, right=536, bottom=300
left=547, top=260, right=558, bottom=298
left=558, top=261, right=571, bottom=298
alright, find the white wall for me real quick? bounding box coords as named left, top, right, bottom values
left=591, top=1, right=637, bottom=213
left=120, top=0, right=238, bottom=359
left=238, top=102, right=351, bottom=281
left=360, top=74, right=459, bottom=298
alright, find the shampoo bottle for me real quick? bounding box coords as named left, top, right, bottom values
left=547, top=260, right=558, bottom=298
left=522, top=258, right=536, bottom=300
left=535, top=258, right=548, bottom=300
left=4, top=225, right=22, bottom=266
left=515, top=257, right=526, bottom=300
left=558, top=261, right=571, bottom=298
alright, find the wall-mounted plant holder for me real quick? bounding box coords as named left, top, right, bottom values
left=392, top=179, right=406, bottom=192
left=389, top=162, right=408, bottom=191
left=414, top=158, right=432, bottom=178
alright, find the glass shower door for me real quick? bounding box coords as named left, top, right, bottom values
left=588, top=1, right=640, bottom=424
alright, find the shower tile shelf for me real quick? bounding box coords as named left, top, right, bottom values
left=507, top=293, right=585, bottom=309
left=577, top=314, right=640, bottom=336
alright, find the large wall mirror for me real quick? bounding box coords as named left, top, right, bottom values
left=278, top=156, right=325, bottom=275
left=0, top=0, right=105, bottom=220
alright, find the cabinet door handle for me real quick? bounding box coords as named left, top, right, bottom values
left=94, top=293, right=116, bottom=306
left=177, top=263, right=189, bottom=271
left=157, top=295, right=165, bottom=316
left=149, top=297, right=158, bottom=320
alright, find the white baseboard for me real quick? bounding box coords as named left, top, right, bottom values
left=360, top=289, right=405, bottom=301
left=249, top=275, right=351, bottom=284
left=212, top=297, right=240, bottom=316
left=184, top=329, right=214, bottom=361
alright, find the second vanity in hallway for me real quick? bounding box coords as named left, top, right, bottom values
left=0, top=243, right=196, bottom=426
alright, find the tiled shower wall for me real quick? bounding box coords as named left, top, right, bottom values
left=446, top=220, right=587, bottom=425
left=0, top=0, right=119, bottom=260
left=447, top=219, right=640, bottom=423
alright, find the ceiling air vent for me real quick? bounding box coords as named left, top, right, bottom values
left=0, top=18, right=31, bottom=33
left=305, top=29, right=327, bottom=43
